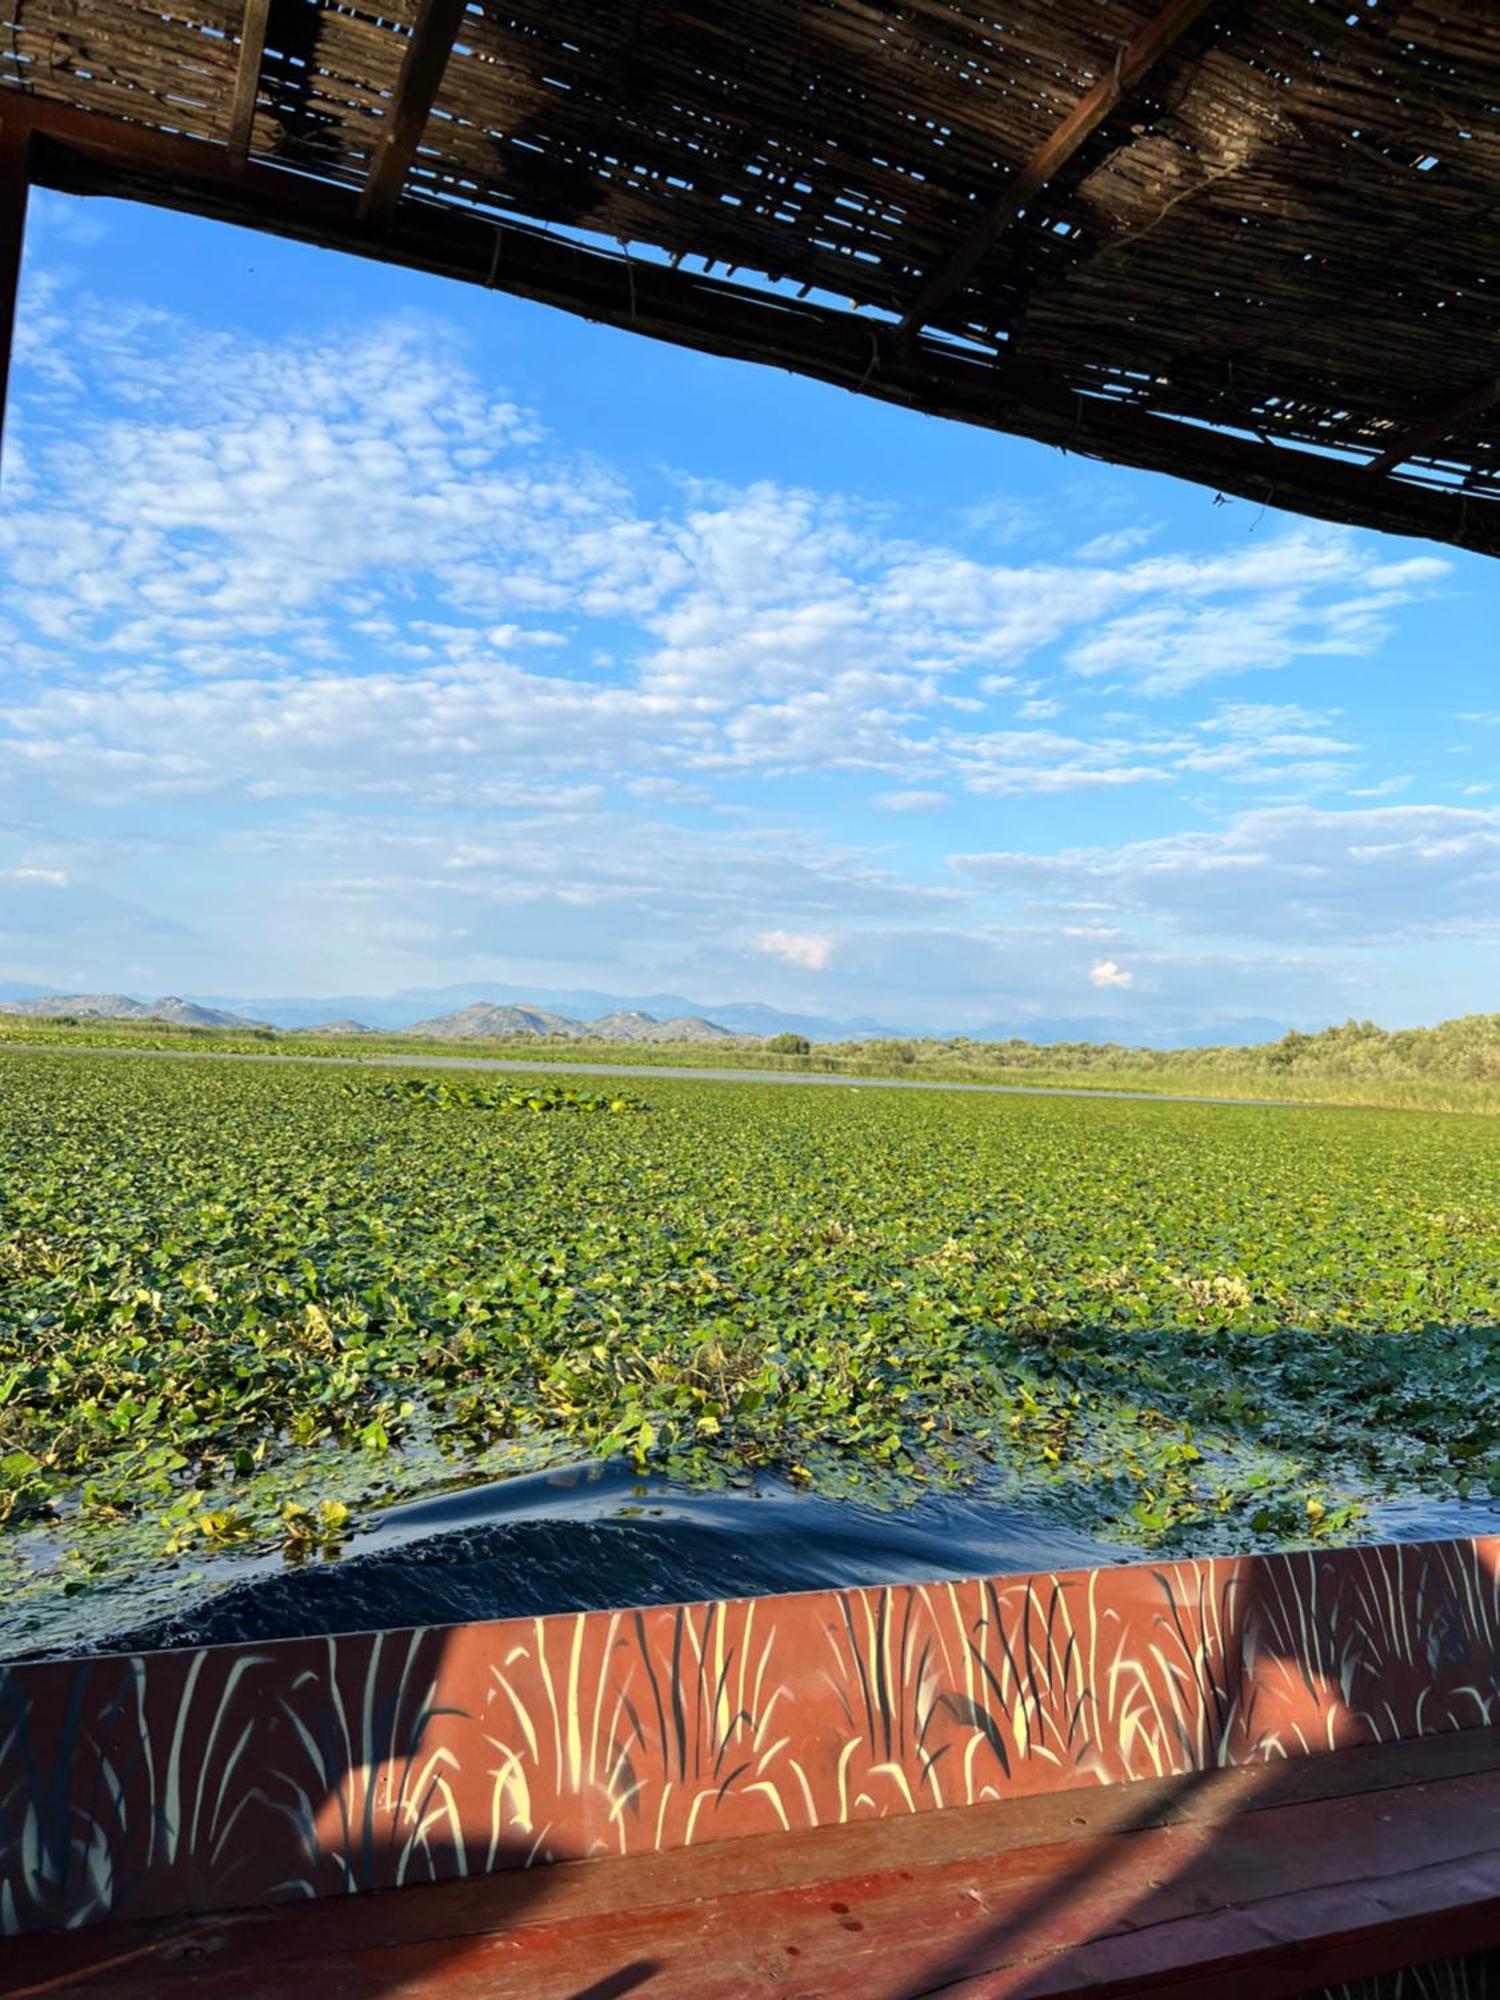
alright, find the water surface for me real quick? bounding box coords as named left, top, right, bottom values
left=84, top=1463, right=1137, bottom=1654
left=60, top=1461, right=1500, bottom=1660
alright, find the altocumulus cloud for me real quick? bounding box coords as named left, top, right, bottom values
left=1, top=276, right=1451, bottom=813
left=0, top=249, right=1481, bottom=1020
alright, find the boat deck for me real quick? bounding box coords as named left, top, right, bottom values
left=10, top=1727, right=1500, bottom=2000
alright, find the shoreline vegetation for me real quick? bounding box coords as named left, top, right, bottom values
left=1, top=1008, right=1498, bottom=1114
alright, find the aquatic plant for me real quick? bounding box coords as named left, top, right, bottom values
left=1, top=1049, right=1498, bottom=1645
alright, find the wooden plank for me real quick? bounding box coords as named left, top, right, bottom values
left=225, top=0, right=271, bottom=164
left=1367, top=373, right=1500, bottom=477
left=10, top=97, right=1500, bottom=555
left=895, top=0, right=1221, bottom=341
left=11, top=1773, right=1500, bottom=1996
left=0, top=114, right=30, bottom=473
left=361, top=0, right=469, bottom=221
left=225, top=0, right=272, bottom=163
left=10, top=1735, right=1500, bottom=1999
left=17, top=1736, right=1496, bottom=1991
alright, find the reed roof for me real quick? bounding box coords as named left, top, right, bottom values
left=3, top=0, right=1498, bottom=551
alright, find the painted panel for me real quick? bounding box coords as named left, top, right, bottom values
left=3, top=1535, right=1499, bottom=1936
left=1307, top=1955, right=1500, bottom=1999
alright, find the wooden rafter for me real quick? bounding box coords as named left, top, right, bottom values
left=2, top=0, right=1498, bottom=557
left=226, top=0, right=273, bottom=162
left=10, top=99, right=1500, bottom=557
left=1367, top=374, right=1500, bottom=478
left=0, top=115, right=30, bottom=471
left=361, top=0, right=469, bottom=222
left=896, top=0, right=1220, bottom=341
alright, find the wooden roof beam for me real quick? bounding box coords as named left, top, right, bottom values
left=896, top=0, right=1220, bottom=343
left=1367, top=374, right=1500, bottom=478
left=226, top=0, right=272, bottom=162
left=15, top=97, right=1500, bottom=558
left=361, top=0, right=469, bottom=223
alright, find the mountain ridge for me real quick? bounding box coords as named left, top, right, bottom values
left=0, top=992, right=266, bottom=1030
left=186, top=983, right=904, bottom=1041
left=182, top=984, right=1293, bottom=1048
left=0, top=992, right=744, bottom=1044
left=0, top=983, right=1295, bottom=1047
left=390, top=1002, right=740, bottom=1044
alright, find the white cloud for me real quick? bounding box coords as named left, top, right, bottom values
left=1066, top=588, right=1382, bottom=697
left=750, top=923, right=1347, bottom=1031
left=1, top=254, right=1475, bottom=1026
left=954, top=805, right=1500, bottom=946
left=1364, top=557, right=1450, bottom=590
left=874, top=790, right=951, bottom=812
left=873, top=529, right=1444, bottom=699
left=1077, top=525, right=1156, bottom=561
left=959, top=496, right=1035, bottom=543
left=3, top=866, right=69, bottom=888
left=3, top=282, right=1450, bottom=823
left=940, top=727, right=1167, bottom=797
left=625, top=777, right=713, bottom=806
left=1167, top=702, right=1357, bottom=790
left=1089, top=958, right=1134, bottom=989
left=754, top=929, right=835, bottom=971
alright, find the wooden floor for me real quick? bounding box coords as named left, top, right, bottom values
left=8, top=1730, right=1500, bottom=2000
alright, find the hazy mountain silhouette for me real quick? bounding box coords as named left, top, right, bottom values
left=182, top=983, right=1291, bottom=1047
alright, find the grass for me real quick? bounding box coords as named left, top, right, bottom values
left=3, top=1044, right=1499, bottom=1650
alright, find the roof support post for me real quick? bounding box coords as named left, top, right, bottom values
left=896, top=0, right=1218, bottom=343
left=361, top=0, right=469, bottom=222
left=0, top=112, right=30, bottom=479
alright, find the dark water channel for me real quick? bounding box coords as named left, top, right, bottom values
left=35, top=1462, right=1500, bottom=1660
left=96, top=1463, right=1141, bottom=1655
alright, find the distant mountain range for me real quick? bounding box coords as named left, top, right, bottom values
left=160, top=983, right=1297, bottom=1048
left=0, top=991, right=741, bottom=1044
left=0, top=980, right=1293, bottom=1048
left=389, top=1003, right=738, bottom=1045
left=184, top=983, right=902, bottom=1042
left=0, top=992, right=267, bottom=1030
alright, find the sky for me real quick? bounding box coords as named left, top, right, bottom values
left=1, top=191, right=1496, bottom=1037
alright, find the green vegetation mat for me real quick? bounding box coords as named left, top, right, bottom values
left=3, top=1048, right=1499, bottom=1648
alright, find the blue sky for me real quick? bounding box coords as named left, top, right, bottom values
left=1, top=191, right=1496, bottom=1035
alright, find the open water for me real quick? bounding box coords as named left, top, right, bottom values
left=78, top=1460, right=1500, bottom=1659
left=97, top=1462, right=1140, bottom=1653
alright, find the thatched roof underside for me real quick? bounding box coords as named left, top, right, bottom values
left=2, top=0, right=1498, bottom=552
